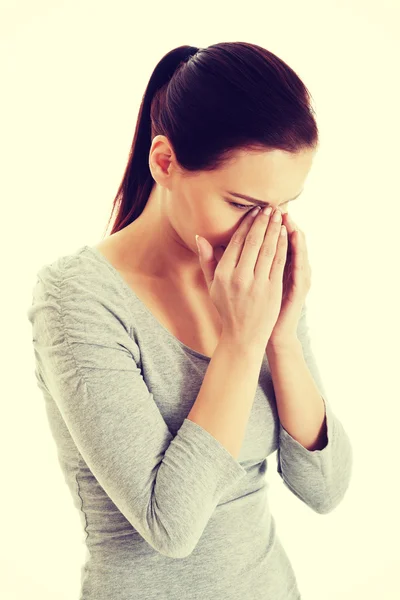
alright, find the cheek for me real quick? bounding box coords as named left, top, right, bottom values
left=196, top=213, right=227, bottom=240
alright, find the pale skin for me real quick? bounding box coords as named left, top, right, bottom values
left=112, top=135, right=328, bottom=452
left=113, top=135, right=317, bottom=294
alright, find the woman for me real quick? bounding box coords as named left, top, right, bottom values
left=27, top=42, right=352, bottom=600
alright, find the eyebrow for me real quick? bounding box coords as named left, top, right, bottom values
left=225, top=189, right=304, bottom=207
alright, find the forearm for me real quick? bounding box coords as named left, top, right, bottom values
left=187, top=335, right=265, bottom=460
left=266, top=339, right=328, bottom=451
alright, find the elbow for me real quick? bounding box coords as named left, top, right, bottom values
left=158, top=522, right=197, bottom=558
left=142, top=508, right=196, bottom=559
left=314, top=501, right=335, bottom=515
left=155, top=538, right=195, bottom=559
left=165, top=544, right=195, bottom=559
left=314, top=482, right=352, bottom=515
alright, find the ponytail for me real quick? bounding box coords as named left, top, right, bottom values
left=103, top=46, right=201, bottom=237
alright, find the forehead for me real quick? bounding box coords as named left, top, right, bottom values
left=226, top=147, right=315, bottom=174
left=218, top=148, right=316, bottom=197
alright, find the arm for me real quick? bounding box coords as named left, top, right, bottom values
left=267, top=327, right=353, bottom=514
left=188, top=334, right=265, bottom=460
left=28, top=257, right=250, bottom=560
left=266, top=338, right=328, bottom=452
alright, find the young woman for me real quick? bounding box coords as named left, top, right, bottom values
left=27, top=42, right=352, bottom=600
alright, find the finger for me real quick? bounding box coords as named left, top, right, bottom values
left=293, top=228, right=308, bottom=260
left=283, top=212, right=296, bottom=235
left=196, top=235, right=219, bottom=290
left=217, top=206, right=262, bottom=274
left=292, top=230, right=307, bottom=273
left=214, top=246, right=225, bottom=264
left=236, top=207, right=278, bottom=275
left=254, top=216, right=288, bottom=281
left=283, top=217, right=310, bottom=279
left=270, top=224, right=289, bottom=281
left=285, top=215, right=305, bottom=253
left=282, top=255, right=292, bottom=292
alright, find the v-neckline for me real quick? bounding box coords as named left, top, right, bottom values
left=83, top=245, right=213, bottom=361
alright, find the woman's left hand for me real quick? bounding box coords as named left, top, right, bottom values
left=266, top=212, right=312, bottom=351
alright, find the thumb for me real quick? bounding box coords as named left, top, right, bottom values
left=195, top=235, right=219, bottom=290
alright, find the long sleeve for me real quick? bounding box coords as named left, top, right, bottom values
left=275, top=303, right=353, bottom=514
left=27, top=253, right=247, bottom=559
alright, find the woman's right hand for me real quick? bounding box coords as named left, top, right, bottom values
left=196, top=206, right=288, bottom=351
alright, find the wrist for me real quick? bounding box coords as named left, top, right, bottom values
left=219, top=331, right=267, bottom=358
left=266, top=337, right=301, bottom=354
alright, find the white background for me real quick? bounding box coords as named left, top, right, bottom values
left=1, top=0, right=399, bottom=598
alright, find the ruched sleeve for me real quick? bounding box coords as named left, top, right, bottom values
left=276, top=303, right=353, bottom=514
left=27, top=253, right=247, bottom=559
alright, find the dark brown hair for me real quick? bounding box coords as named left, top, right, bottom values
left=103, top=41, right=319, bottom=238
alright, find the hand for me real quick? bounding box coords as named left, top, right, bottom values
left=266, top=212, right=312, bottom=351
left=196, top=206, right=288, bottom=353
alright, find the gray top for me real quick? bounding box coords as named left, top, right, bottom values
left=26, top=244, right=352, bottom=600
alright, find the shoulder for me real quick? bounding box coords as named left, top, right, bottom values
left=27, top=245, right=142, bottom=388
left=27, top=245, right=132, bottom=334
left=30, top=246, right=100, bottom=298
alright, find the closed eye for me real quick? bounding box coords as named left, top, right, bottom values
left=228, top=201, right=289, bottom=211
left=229, top=202, right=253, bottom=210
